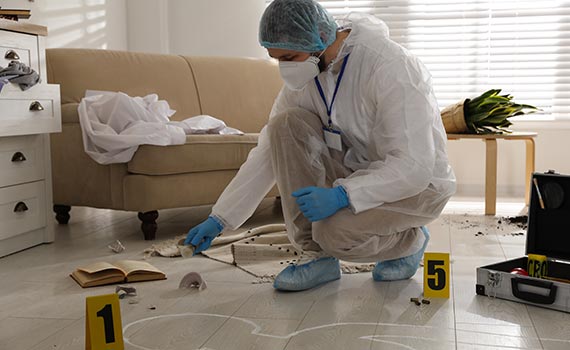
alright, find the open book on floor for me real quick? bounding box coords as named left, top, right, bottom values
left=70, top=260, right=166, bottom=288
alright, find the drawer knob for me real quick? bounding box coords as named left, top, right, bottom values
left=29, top=101, right=44, bottom=111
left=11, top=152, right=27, bottom=162
left=14, top=202, right=29, bottom=213
left=4, top=50, right=20, bottom=60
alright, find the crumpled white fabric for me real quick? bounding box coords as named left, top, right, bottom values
left=78, top=91, right=243, bottom=164
left=78, top=91, right=186, bottom=164
left=168, top=115, right=244, bottom=135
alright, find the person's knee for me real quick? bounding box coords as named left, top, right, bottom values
left=312, top=216, right=350, bottom=257
left=268, top=108, right=320, bottom=139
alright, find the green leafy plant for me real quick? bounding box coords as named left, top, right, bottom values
left=464, top=89, right=539, bottom=134
left=441, top=89, right=539, bottom=134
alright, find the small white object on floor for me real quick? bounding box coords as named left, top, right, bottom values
left=108, top=240, right=125, bottom=253
left=177, top=239, right=195, bottom=258
left=179, top=272, right=207, bottom=291
left=115, top=285, right=137, bottom=299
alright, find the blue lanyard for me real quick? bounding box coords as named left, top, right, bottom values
left=314, top=54, right=350, bottom=128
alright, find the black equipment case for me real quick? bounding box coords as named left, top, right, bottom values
left=476, top=171, right=570, bottom=313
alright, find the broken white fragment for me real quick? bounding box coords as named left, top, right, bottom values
left=179, top=272, right=207, bottom=291
left=108, top=240, right=125, bottom=253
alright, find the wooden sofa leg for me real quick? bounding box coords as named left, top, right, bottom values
left=138, top=211, right=158, bottom=240
left=53, top=205, right=71, bottom=224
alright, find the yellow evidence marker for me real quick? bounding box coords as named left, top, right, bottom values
left=86, top=293, right=124, bottom=350
left=423, top=252, right=450, bottom=298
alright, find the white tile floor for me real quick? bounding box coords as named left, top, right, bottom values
left=1, top=197, right=569, bottom=350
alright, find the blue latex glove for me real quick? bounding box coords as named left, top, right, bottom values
left=292, top=186, right=349, bottom=222
left=184, top=216, right=224, bottom=254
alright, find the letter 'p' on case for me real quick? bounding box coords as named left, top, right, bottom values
left=476, top=171, right=570, bottom=313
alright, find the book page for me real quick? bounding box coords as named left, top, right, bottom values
left=71, top=270, right=124, bottom=287
left=77, top=261, right=126, bottom=275
left=113, top=260, right=164, bottom=276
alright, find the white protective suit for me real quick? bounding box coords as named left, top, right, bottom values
left=212, top=14, right=456, bottom=243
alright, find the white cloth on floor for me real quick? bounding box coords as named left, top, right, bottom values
left=78, top=91, right=243, bottom=165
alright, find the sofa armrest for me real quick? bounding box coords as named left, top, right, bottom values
left=62, top=103, right=80, bottom=124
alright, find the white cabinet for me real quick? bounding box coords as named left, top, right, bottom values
left=0, top=20, right=61, bottom=257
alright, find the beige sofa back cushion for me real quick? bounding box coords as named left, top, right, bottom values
left=184, top=56, right=282, bottom=132
left=46, top=48, right=203, bottom=119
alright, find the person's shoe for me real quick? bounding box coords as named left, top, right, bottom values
left=372, top=226, right=430, bottom=281
left=273, top=254, right=341, bottom=292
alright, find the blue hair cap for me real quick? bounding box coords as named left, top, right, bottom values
left=259, top=0, right=338, bottom=53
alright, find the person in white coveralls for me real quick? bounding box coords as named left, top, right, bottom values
left=185, top=0, right=456, bottom=291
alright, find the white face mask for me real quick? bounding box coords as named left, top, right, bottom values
left=278, top=55, right=320, bottom=91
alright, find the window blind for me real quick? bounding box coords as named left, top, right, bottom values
left=267, top=0, right=570, bottom=119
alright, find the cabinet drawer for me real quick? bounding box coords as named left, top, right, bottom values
left=0, top=135, right=45, bottom=188
left=0, top=30, right=40, bottom=75
left=0, top=181, right=46, bottom=241
left=0, top=84, right=61, bottom=137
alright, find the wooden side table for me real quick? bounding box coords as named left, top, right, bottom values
left=447, top=132, right=537, bottom=215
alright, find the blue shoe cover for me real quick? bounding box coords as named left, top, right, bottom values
left=273, top=257, right=341, bottom=291
left=372, top=226, right=430, bottom=281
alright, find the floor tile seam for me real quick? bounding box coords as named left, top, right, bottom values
left=66, top=216, right=140, bottom=238
left=198, top=286, right=268, bottom=349
left=455, top=340, right=544, bottom=349
left=17, top=317, right=81, bottom=350
left=281, top=298, right=317, bottom=349
left=526, top=304, right=546, bottom=349
left=370, top=282, right=389, bottom=350
left=6, top=316, right=79, bottom=321
left=455, top=328, right=544, bottom=340
left=449, top=217, right=459, bottom=350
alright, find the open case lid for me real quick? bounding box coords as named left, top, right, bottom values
left=526, top=171, right=570, bottom=261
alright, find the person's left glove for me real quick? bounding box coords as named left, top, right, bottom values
left=184, top=216, right=224, bottom=254
left=292, top=186, right=349, bottom=222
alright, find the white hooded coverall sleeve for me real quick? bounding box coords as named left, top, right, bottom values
left=211, top=88, right=295, bottom=230
left=334, top=56, right=438, bottom=214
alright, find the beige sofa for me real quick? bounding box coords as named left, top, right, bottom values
left=46, top=49, right=283, bottom=240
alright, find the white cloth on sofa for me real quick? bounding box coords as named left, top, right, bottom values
left=78, top=91, right=243, bottom=164
left=168, top=115, right=244, bottom=136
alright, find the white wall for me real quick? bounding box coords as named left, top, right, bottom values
left=2, top=0, right=127, bottom=50
left=447, top=121, right=570, bottom=198
left=126, top=0, right=266, bottom=58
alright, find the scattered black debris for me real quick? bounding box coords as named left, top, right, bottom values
left=475, top=231, right=485, bottom=237
left=410, top=297, right=428, bottom=306
left=502, top=216, right=528, bottom=230
left=505, top=232, right=525, bottom=237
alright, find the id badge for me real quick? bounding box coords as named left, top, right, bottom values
left=323, top=127, right=342, bottom=151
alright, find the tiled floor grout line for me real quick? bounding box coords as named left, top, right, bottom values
left=447, top=214, right=459, bottom=350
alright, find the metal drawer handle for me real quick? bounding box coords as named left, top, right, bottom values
left=29, top=101, right=44, bottom=111
left=14, top=202, right=29, bottom=213
left=4, top=50, right=20, bottom=60
left=11, top=152, right=27, bottom=162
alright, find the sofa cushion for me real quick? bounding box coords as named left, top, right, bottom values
left=46, top=49, right=202, bottom=120
left=184, top=56, right=282, bottom=132
left=128, top=134, right=260, bottom=175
